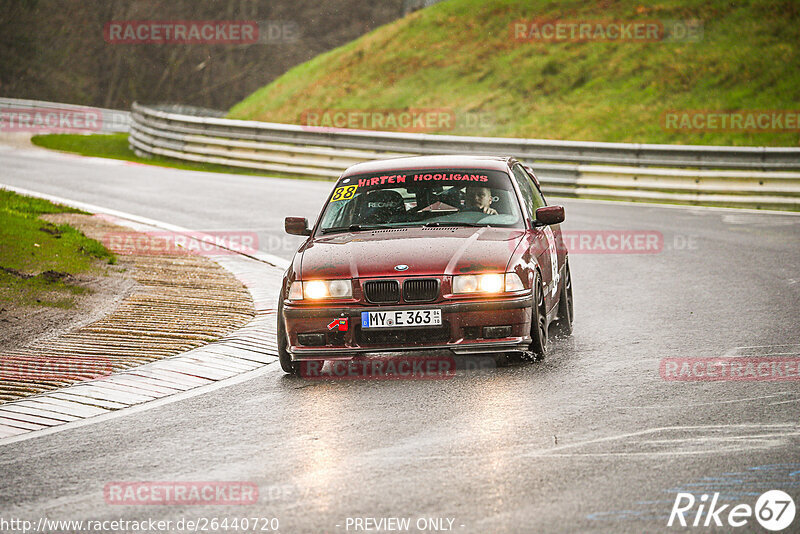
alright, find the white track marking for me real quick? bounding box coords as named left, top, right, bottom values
left=518, top=424, right=800, bottom=458
left=723, top=344, right=800, bottom=357
left=769, top=398, right=800, bottom=406
left=626, top=392, right=793, bottom=409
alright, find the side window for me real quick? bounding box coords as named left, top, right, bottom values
left=511, top=164, right=535, bottom=220
left=531, top=181, right=546, bottom=212
left=521, top=166, right=547, bottom=211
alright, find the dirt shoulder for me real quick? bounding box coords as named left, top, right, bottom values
left=0, top=262, right=137, bottom=354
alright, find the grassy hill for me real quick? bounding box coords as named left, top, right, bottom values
left=229, top=0, right=800, bottom=146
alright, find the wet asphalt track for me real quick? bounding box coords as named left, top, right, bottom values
left=1, top=145, right=799, bottom=533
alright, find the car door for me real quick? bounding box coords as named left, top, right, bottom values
left=510, top=164, right=558, bottom=312
left=525, top=165, right=566, bottom=302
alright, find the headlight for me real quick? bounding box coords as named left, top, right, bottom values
left=452, top=273, right=504, bottom=294
left=452, top=272, right=525, bottom=294
left=288, top=279, right=353, bottom=300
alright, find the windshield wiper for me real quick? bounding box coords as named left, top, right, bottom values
left=422, top=221, right=485, bottom=228
left=321, top=224, right=393, bottom=234
left=321, top=222, right=486, bottom=233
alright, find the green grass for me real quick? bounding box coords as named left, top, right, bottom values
left=31, top=133, right=313, bottom=181
left=0, top=189, right=116, bottom=308
left=229, top=0, right=800, bottom=147
left=31, top=133, right=135, bottom=160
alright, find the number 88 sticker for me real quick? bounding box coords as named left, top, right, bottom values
left=331, top=185, right=358, bottom=202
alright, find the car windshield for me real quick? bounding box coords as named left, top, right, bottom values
left=318, top=168, right=523, bottom=233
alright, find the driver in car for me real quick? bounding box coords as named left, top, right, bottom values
left=464, top=185, right=498, bottom=215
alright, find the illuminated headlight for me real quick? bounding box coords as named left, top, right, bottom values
left=452, top=273, right=525, bottom=294
left=288, top=279, right=353, bottom=300
left=452, top=273, right=503, bottom=294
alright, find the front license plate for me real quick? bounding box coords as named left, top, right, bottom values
left=361, top=309, right=442, bottom=329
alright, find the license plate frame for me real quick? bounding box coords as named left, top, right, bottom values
left=361, top=309, right=442, bottom=329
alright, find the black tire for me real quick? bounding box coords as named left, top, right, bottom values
left=529, top=273, right=548, bottom=360
left=500, top=273, right=548, bottom=366
left=552, top=260, right=574, bottom=336
left=277, top=301, right=300, bottom=375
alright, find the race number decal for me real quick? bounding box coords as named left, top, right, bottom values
left=543, top=226, right=559, bottom=296
left=331, top=185, right=358, bottom=202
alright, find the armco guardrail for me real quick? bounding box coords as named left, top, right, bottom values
left=0, top=97, right=130, bottom=133
left=130, top=103, right=800, bottom=210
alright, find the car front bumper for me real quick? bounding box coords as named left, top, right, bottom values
left=282, top=294, right=534, bottom=361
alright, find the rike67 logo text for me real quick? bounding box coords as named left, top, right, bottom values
left=669, top=490, right=796, bottom=531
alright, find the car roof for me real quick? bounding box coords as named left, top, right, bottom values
left=340, top=155, right=515, bottom=177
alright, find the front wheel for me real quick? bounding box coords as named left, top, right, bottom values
left=527, top=274, right=548, bottom=361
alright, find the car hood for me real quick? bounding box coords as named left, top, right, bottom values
left=298, top=227, right=525, bottom=279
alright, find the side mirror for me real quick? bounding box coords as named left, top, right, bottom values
left=535, top=206, right=565, bottom=226
left=285, top=217, right=311, bottom=236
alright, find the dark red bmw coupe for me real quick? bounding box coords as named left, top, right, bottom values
left=278, top=155, right=573, bottom=375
